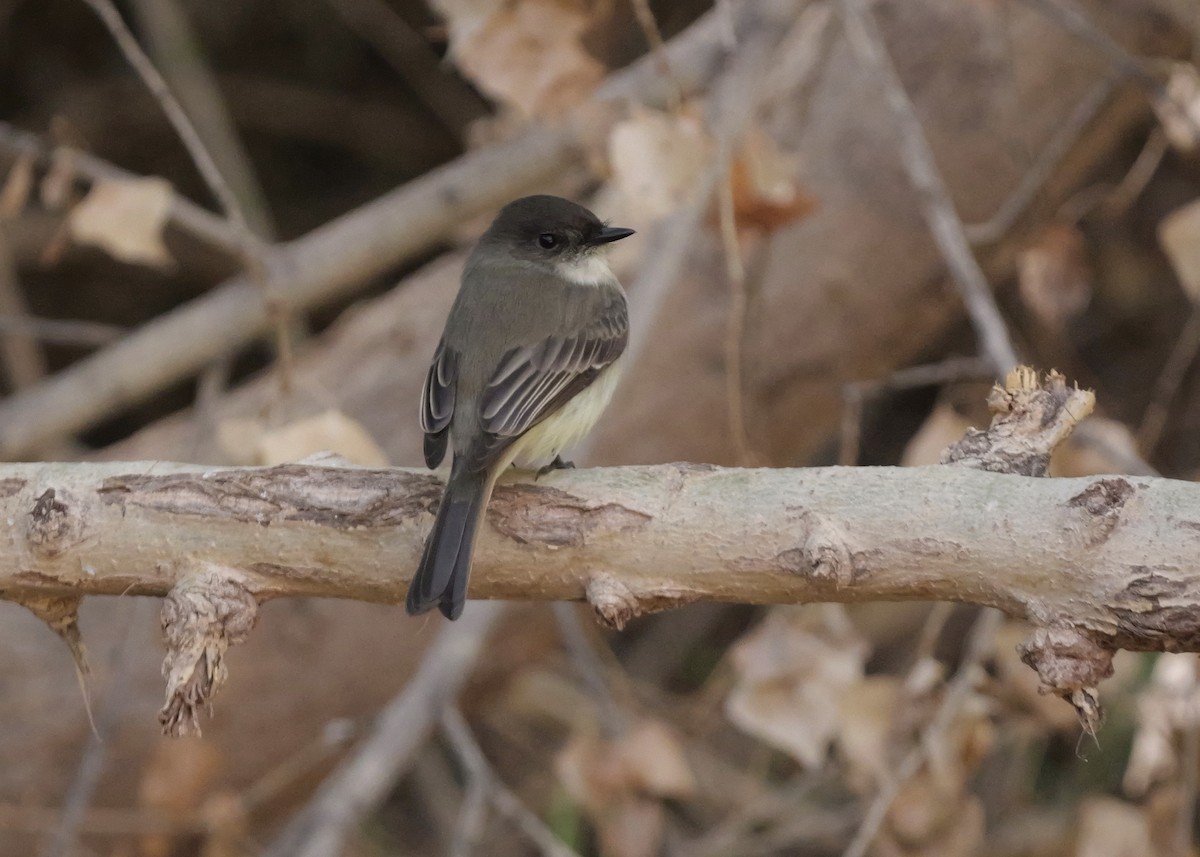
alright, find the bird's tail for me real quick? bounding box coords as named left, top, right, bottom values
left=406, top=461, right=493, bottom=620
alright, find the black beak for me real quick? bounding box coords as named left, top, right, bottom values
left=590, top=225, right=636, bottom=245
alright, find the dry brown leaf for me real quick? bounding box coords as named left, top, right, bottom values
left=1155, top=62, right=1200, bottom=152
left=1018, top=223, right=1092, bottom=326
left=881, top=782, right=984, bottom=857
left=1159, top=198, right=1200, bottom=302
left=836, top=675, right=901, bottom=789
left=728, top=128, right=816, bottom=232
left=556, top=718, right=694, bottom=857
left=1075, top=797, right=1158, bottom=857
left=68, top=176, right=174, bottom=268
left=1124, top=653, right=1200, bottom=797
left=256, top=409, right=389, bottom=466
left=902, top=404, right=975, bottom=467
left=609, top=107, right=714, bottom=221
left=725, top=605, right=868, bottom=768
left=431, top=0, right=607, bottom=118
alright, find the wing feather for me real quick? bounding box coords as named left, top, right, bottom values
left=420, top=340, right=457, bottom=468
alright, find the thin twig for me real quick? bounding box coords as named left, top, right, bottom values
left=839, top=0, right=1019, bottom=377
left=838, top=356, right=994, bottom=466
left=840, top=609, right=1003, bottom=857
left=1099, top=126, right=1169, bottom=219
left=78, top=0, right=296, bottom=394
left=323, top=0, right=488, bottom=140
left=38, top=600, right=147, bottom=857
left=0, top=228, right=46, bottom=389
left=1137, top=304, right=1200, bottom=457
left=128, top=0, right=276, bottom=238
left=717, top=169, right=755, bottom=465
left=552, top=602, right=629, bottom=737
left=442, top=707, right=584, bottom=857
left=630, top=0, right=684, bottom=112
left=964, top=76, right=1115, bottom=245
left=0, top=314, right=124, bottom=348
left=262, top=602, right=504, bottom=857
left=78, top=0, right=255, bottom=242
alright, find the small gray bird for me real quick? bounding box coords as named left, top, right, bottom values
left=406, top=195, right=635, bottom=620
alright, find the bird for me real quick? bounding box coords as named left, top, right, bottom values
left=406, top=195, right=635, bottom=620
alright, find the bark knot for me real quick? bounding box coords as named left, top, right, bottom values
left=1068, top=478, right=1136, bottom=546
left=27, top=487, right=83, bottom=557
left=159, top=566, right=259, bottom=737
left=788, top=511, right=853, bottom=585
left=586, top=573, right=642, bottom=630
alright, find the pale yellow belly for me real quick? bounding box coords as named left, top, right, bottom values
left=504, top=361, right=622, bottom=470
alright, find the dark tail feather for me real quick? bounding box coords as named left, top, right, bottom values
left=406, top=465, right=491, bottom=620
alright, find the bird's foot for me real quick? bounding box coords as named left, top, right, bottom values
left=535, top=455, right=575, bottom=480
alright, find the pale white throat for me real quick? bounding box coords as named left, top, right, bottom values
left=555, top=251, right=617, bottom=287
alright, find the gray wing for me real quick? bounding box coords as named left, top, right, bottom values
left=420, top=339, right=457, bottom=468
left=464, top=291, right=628, bottom=473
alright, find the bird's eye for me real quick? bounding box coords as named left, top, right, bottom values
left=538, top=233, right=559, bottom=250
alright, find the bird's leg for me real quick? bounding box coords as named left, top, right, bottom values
left=535, top=454, right=575, bottom=480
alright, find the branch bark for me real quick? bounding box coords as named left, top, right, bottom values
left=0, top=457, right=1195, bottom=647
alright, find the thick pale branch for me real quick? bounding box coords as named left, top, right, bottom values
left=0, top=459, right=1197, bottom=654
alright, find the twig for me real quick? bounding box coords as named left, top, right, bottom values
left=552, top=602, right=629, bottom=737
left=449, top=748, right=490, bottom=857
left=0, top=314, right=124, bottom=348
left=1137, top=304, right=1200, bottom=457
left=840, top=608, right=1003, bottom=857
left=0, top=0, right=776, bottom=459
left=716, top=171, right=755, bottom=465
left=78, top=0, right=257, bottom=244
left=128, top=0, right=276, bottom=238
left=1099, top=126, right=1169, bottom=218
left=964, top=76, right=1115, bottom=245
left=38, top=600, right=147, bottom=857
left=261, top=602, right=504, bottom=857
left=839, top=0, right=1019, bottom=377
left=1176, top=699, right=1200, bottom=857
left=78, top=0, right=299, bottom=394
left=630, top=0, right=683, bottom=112
left=838, top=356, right=994, bottom=466
left=323, top=0, right=489, bottom=139
left=442, top=707, right=584, bottom=857
left=1015, top=0, right=1165, bottom=94
left=0, top=228, right=46, bottom=389
left=0, top=121, right=245, bottom=258
left=0, top=804, right=194, bottom=836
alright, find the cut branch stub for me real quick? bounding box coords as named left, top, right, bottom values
left=160, top=565, right=259, bottom=737
left=796, top=510, right=854, bottom=586
left=942, top=367, right=1095, bottom=474
left=23, top=592, right=89, bottom=677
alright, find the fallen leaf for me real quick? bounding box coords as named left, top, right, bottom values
left=1124, top=653, right=1200, bottom=797
left=836, top=675, right=901, bottom=789
left=431, top=0, right=607, bottom=118
left=556, top=717, right=694, bottom=857
left=68, top=176, right=174, bottom=268
left=1018, top=223, right=1092, bottom=326
left=1155, top=62, right=1200, bottom=153
left=609, top=107, right=714, bottom=221
left=728, top=128, right=816, bottom=232
left=257, top=410, right=389, bottom=466
left=1159, top=198, right=1200, bottom=302
left=725, top=605, right=869, bottom=767
left=1075, top=796, right=1157, bottom=857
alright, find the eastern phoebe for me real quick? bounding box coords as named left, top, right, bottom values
left=406, top=195, right=635, bottom=620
